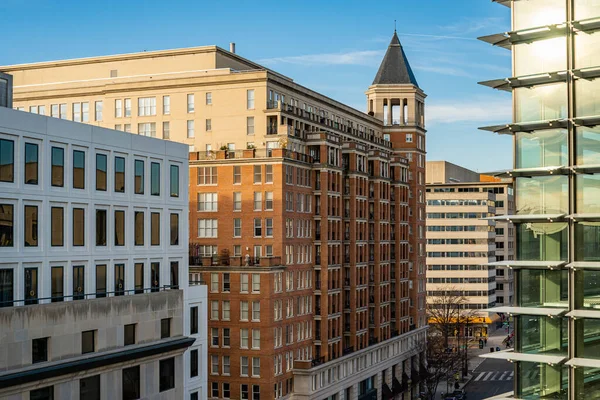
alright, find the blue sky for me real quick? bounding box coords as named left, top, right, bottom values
left=1, top=0, right=512, bottom=172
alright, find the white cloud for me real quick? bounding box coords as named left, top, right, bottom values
left=426, top=99, right=511, bottom=125
left=258, top=50, right=383, bottom=67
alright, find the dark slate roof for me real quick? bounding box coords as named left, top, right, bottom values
left=372, top=31, right=419, bottom=87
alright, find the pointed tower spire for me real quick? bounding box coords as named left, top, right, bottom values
left=372, top=31, right=419, bottom=87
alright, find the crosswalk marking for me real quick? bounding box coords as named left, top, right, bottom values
left=484, top=372, right=494, bottom=381
left=499, top=371, right=508, bottom=381
left=510, top=371, right=514, bottom=378
left=472, top=371, right=514, bottom=381
left=475, top=372, right=485, bottom=381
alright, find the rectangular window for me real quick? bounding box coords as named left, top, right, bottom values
left=253, top=192, right=262, bottom=211
left=190, top=349, right=198, bottom=377
left=125, top=98, right=131, bottom=117
left=135, top=160, right=144, bottom=194
left=212, top=382, right=219, bottom=397
left=206, top=92, right=212, bottom=105
left=73, top=102, right=81, bottom=122
left=247, top=117, right=255, bottom=135
left=265, top=165, right=273, bottom=183
left=252, top=301, right=260, bottom=321
left=95, top=101, right=103, bottom=121
left=211, top=355, right=219, bottom=374
left=223, top=274, right=230, bottom=292
left=24, top=205, right=38, bottom=247
left=114, top=263, right=124, bottom=296
left=51, top=104, right=59, bottom=118
left=233, top=166, right=241, bottom=184
left=60, top=103, right=67, bottom=119
left=234, top=219, right=241, bottom=237
left=211, top=300, right=219, bottom=320
left=163, top=96, right=170, bottom=115
left=138, top=97, right=156, bottom=116
left=138, top=122, right=156, bottom=137
left=115, top=210, right=125, bottom=246
left=115, top=99, right=123, bottom=118
left=191, top=306, right=198, bottom=334
left=205, top=119, right=212, bottom=131
left=211, top=273, right=219, bottom=292
left=252, top=274, right=260, bottom=292
left=151, top=262, right=160, bottom=292
left=151, top=212, right=160, bottom=246
left=170, top=261, right=179, bottom=289
left=30, top=386, right=53, bottom=400
left=0, top=139, right=14, bottom=183
left=73, top=265, right=84, bottom=300
left=82, top=330, right=95, bottom=354
left=151, top=162, right=160, bottom=196
left=187, top=94, right=195, bottom=113
left=197, top=219, right=218, bottom=238
left=161, top=318, right=171, bottom=338
left=0, top=269, right=13, bottom=307
left=122, top=366, right=140, bottom=400
left=32, top=337, right=48, bottom=363
left=265, top=218, right=273, bottom=237
left=51, top=266, right=63, bottom=302
left=265, top=192, right=273, bottom=210
left=96, top=210, right=107, bottom=246
left=254, top=218, right=262, bottom=237
left=24, top=143, right=38, bottom=185
left=170, top=213, right=179, bottom=246
left=134, top=263, right=144, bottom=294
left=253, top=165, right=261, bottom=184
left=51, top=207, right=64, bottom=246
left=96, top=154, right=107, bottom=191
left=187, top=120, right=195, bottom=138
left=222, top=300, right=230, bottom=320
left=95, top=264, right=106, bottom=298
left=241, top=328, right=249, bottom=348
left=80, top=375, right=100, bottom=400
left=73, top=150, right=85, bottom=189
left=24, top=267, right=38, bottom=305
left=170, top=165, right=179, bottom=197
left=0, top=205, right=12, bottom=248
left=163, top=121, right=170, bottom=139
left=241, top=356, right=249, bottom=376
left=82, top=102, right=89, bottom=122
left=233, top=192, right=242, bottom=211
left=247, top=89, right=255, bottom=109
left=240, top=301, right=249, bottom=321
left=197, top=166, right=217, bottom=185
left=51, top=147, right=64, bottom=187
left=197, top=192, right=218, bottom=211
left=223, top=356, right=231, bottom=375
left=72, top=208, right=85, bottom=246
left=241, top=384, right=249, bottom=400
left=252, top=329, right=260, bottom=349
left=115, top=157, right=125, bottom=192
left=252, top=357, right=260, bottom=377
left=124, top=124, right=131, bottom=133
left=124, top=324, right=136, bottom=346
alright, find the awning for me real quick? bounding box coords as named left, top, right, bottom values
left=483, top=306, right=567, bottom=317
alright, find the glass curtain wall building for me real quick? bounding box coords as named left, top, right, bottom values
left=480, top=0, right=600, bottom=399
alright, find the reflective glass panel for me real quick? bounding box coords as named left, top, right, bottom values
left=576, top=126, right=600, bottom=165
left=514, top=37, right=566, bottom=76
left=576, top=319, right=600, bottom=359
left=575, top=30, right=600, bottom=69
left=516, top=315, right=567, bottom=355
left=516, top=129, right=567, bottom=169
left=515, top=83, right=567, bottom=123
left=513, top=0, right=566, bottom=31
left=575, top=269, right=600, bottom=309
left=576, top=174, right=600, bottom=213
left=576, top=78, right=600, bottom=118
left=574, top=0, right=600, bottom=21
left=517, top=269, right=568, bottom=308
left=575, top=222, right=600, bottom=261
left=575, top=366, right=600, bottom=399
left=517, top=223, right=568, bottom=261
left=515, top=176, right=568, bottom=215
left=516, top=361, right=567, bottom=399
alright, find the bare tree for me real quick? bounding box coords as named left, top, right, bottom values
left=420, top=334, right=464, bottom=400
left=427, top=286, right=471, bottom=349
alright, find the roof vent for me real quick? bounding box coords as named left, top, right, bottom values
left=230, top=43, right=236, bottom=54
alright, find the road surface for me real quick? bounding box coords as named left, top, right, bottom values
left=464, top=358, right=513, bottom=399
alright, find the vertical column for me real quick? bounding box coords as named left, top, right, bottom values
left=388, top=99, right=393, bottom=126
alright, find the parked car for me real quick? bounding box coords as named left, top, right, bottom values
left=452, top=389, right=467, bottom=399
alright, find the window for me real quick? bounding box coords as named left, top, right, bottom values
left=252, top=301, right=260, bottom=321
left=212, top=382, right=219, bottom=398
left=197, top=219, right=218, bottom=238
left=29, top=105, right=39, bottom=114
left=134, top=211, right=144, bottom=246
left=206, top=119, right=212, bottom=131
left=24, top=143, right=38, bottom=185
left=241, top=356, right=249, bottom=376
left=406, top=133, right=413, bottom=143
left=211, top=273, right=219, bottom=292
left=72, top=208, right=85, bottom=246
left=51, top=104, right=59, bottom=118
left=211, top=355, right=219, bottom=374
left=206, top=92, right=212, bottom=105
left=163, top=96, right=170, bottom=115
left=73, top=102, right=81, bottom=122
left=252, top=274, right=260, bottom=292
left=115, top=210, right=125, bottom=246
left=96, top=154, right=107, bottom=191
left=51, top=207, right=63, bottom=246
left=151, top=262, right=160, bottom=292
left=198, top=166, right=217, bottom=185
left=187, top=94, right=195, bottom=113
left=151, top=212, right=160, bottom=245
left=170, top=165, right=179, bottom=197
left=240, top=301, right=249, bottom=320
left=73, top=265, right=84, bottom=300
left=163, top=121, right=170, bottom=139
left=122, top=366, right=140, bottom=400
left=254, top=218, right=262, bottom=237
left=233, top=192, right=242, bottom=211
left=124, top=324, right=136, bottom=346
left=96, top=265, right=106, bottom=298
left=252, top=357, right=260, bottom=377
left=138, top=97, right=156, bottom=116
left=241, top=384, right=249, bottom=400
left=247, top=117, right=255, bottom=135
left=125, top=98, right=132, bottom=117
left=247, top=89, right=255, bottom=109
left=253, top=192, right=262, bottom=211
left=30, top=386, right=53, bottom=400
left=223, top=328, right=231, bottom=347
left=115, top=99, right=123, bottom=118
left=24, top=267, right=38, bottom=305
left=170, top=214, right=179, bottom=245
left=114, top=264, right=124, bottom=296
left=124, top=124, right=131, bottom=133
left=266, top=218, right=273, bottom=237
left=234, top=219, right=242, bottom=237
left=190, top=306, right=198, bottom=334
left=82, top=102, right=89, bottom=122
left=223, top=356, right=231, bottom=375
left=138, top=122, right=156, bottom=137
left=161, top=318, right=171, bottom=338
left=265, top=165, right=273, bottom=183
left=135, top=160, right=144, bottom=194
left=159, top=358, right=175, bottom=392
left=73, top=150, right=85, bottom=189
left=134, top=263, right=143, bottom=294
left=51, top=267, right=63, bottom=302
left=80, top=375, right=100, bottom=400
left=95, top=210, right=107, bottom=246
left=253, top=165, right=261, bottom=184
left=0, top=139, right=14, bottom=183
left=198, top=192, right=218, bottom=211
left=241, top=328, right=249, bottom=348
left=59, top=103, right=67, bottom=119
left=265, top=192, right=273, bottom=210
left=191, top=392, right=199, bottom=400
left=151, top=162, right=160, bottom=196
left=234, top=245, right=241, bottom=256
left=223, top=383, right=230, bottom=399
left=252, top=329, right=260, bottom=349
left=223, top=274, right=230, bottom=292
left=190, top=349, right=198, bottom=377
left=82, top=330, right=95, bottom=354
left=0, top=269, right=13, bottom=307
left=233, top=166, right=241, bottom=184
left=115, top=157, right=125, bottom=192
left=187, top=120, right=195, bottom=138
left=32, top=337, right=48, bottom=363
left=24, top=205, right=38, bottom=247
left=211, top=300, right=219, bottom=320
left=222, top=300, right=231, bottom=320
left=51, top=147, right=64, bottom=187
left=95, top=101, right=103, bottom=121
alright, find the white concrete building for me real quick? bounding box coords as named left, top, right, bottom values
left=0, top=105, right=207, bottom=399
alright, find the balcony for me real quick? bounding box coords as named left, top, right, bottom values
left=189, top=248, right=282, bottom=268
